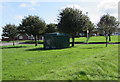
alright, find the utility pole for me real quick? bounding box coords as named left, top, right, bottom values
left=86, top=12, right=89, bottom=44
left=86, top=28, right=89, bottom=44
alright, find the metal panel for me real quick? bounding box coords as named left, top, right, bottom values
left=44, top=33, right=70, bottom=49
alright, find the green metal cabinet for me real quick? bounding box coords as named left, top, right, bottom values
left=44, top=33, right=70, bottom=49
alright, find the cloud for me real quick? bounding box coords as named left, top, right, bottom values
left=29, top=0, right=38, bottom=6
left=0, top=0, right=92, bottom=2
left=60, top=1, right=118, bottom=25
left=0, top=0, right=109, bottom=2
left=60, top=4, right=97, bottom=24
left=20, top=3, right=28, bottom=7
left=19, top=1, right=38, bottom=12
left=19, top=0, right=38, bottom=8
left=97, top=0, right=118, bottom=15
left=89, top=14, right=100, bottom=24
left=84, top=0, right=119, bottom=24
left=0, top=3, right=3, bottom=9
left=60, top=4, right=101, bottom=23
left=14, top=15, right=24, bottom=20
left=0, top=4, right=3, bottom=13
left=29, top=8, right=36, bottom=11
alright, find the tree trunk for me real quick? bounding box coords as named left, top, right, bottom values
left=106, top=36, right=108, bottom=47
left=34, top=35, right=38, bottom=46
left=37, top=35, right=40, bottom=41
left=108, top=35, right=111, bottom=41
left=12, top=38, right=15, bottom=46
left=72, top=36, right=75, bottom=47
left=13, top=40, right=15, bottom=46
left=86, top=36, right=89, bottom=44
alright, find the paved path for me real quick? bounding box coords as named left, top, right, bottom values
left=0, top=42, right=20, bottom=46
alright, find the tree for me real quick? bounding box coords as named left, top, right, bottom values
left=2, top=24, right=18, bottom=46
left=97, top=14, right=119, bottom=47
left=58, top=7, right=86, bottom=47
left=81, top=15, right=95, bottom=43
left=45, top=23, right=58, bottom=33
left=19, top=15, right=46, bottom=46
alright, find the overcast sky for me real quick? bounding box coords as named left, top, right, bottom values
left=0, top=0, right=119, bottom=39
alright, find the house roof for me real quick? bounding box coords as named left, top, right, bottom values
left=16, top=33, right=30, bottom=37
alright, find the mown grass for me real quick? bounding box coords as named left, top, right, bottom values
left=21, top=35, right=119, bottom=43
left=2, top=43, right=119, bottom=80
left=72, top=35, right=119, bottom=43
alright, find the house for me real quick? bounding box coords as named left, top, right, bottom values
left=2, top=33, right=44, bottom=41
left=2, top=33, right=34, bottom=41
left=16, top=33, right=34, bottom=40
left=112, top=28, right=120, bottom=35
left=2, top=37, right=13, bottom=41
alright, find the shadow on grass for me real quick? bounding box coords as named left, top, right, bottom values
left=26, top=46, right=105, bottom=51
left=88, top=42, right=120, bottom=44
left=80, top=47, right=104, bottom=49
left=71, top=42, right=120, bottom=44
left=20, top=41, right=120, bottom=44
left=19, top=42, right=43, bottom=44
left=79, top=71, right=87, bottom=76
left=26, top=47, right=71, bottom=51
left=1, top=46, right=27, bottom=49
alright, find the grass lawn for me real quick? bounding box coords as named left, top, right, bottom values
left=21, top=35, right=119, bottom=43
left=1, top=43, right=119, bottom=80
left=72, top=35, right=119, bottom=43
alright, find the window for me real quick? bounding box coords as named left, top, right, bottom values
left=19, top=36, right=23, bottom=39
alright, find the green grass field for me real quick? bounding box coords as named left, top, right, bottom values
left=2, top=43, right=119, bottom=80
left=1, top=36, right=119, bottom=80
left=72, top=35, right=119, bottom=43
left=20, top=35, right=120, bottom=43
